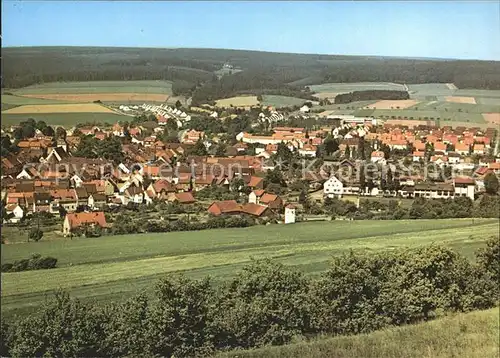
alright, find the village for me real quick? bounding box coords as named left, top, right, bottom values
left=1, top=101, right=499, bottom=239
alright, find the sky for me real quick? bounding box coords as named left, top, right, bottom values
left=2, top=1, right=500, bottom=60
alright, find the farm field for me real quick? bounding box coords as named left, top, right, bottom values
left=20, top=93, right=169, bottom=103
left=2, top=103, right=115, bottom=114
left=218, top=307, right=500, bottom=358
left=309, top=82, right=406, bottom=93
left=407, top=83, right=456, bottom=99
left=309, top=82, right=405, bottom=94
left=1, top=94, right=81, bottom=105
left=215, top=95, right=259, bottom=108
left=483, top=113, right=500, bottom=125
left=11, top=80, right=173, bottom=95
left=365, top=99, right=420, bottom=109
left=355, top=108, right=487, bottom=124
left=445, top=96, right=477, bottom=104
left=260, top=95, right=306, bottom=108
left=1, top=219, right=497, bottom=318
left=1, top=113, right=131, bottom=127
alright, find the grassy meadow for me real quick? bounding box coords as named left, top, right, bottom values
left=1, top=219, right=498, bottom=318
left=309, top=82, right=406, bottom=93
left=217, top=307, right=500, bottom=358
left=10, top=80, right=173, bottom=95
left=260, top=95, right=306, bottom=108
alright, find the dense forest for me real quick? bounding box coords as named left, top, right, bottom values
left=3, top=47, right=500, bottom=104
left=334, top=90, right=410, bottom=104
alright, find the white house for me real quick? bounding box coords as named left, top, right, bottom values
left=447, top=152, right=461, bottom=164
left=71, top=174, right=84, bottom=188
left=298, top=145, right=317, bottom=158
left=284, top=204, right=296, bottom=224
left=5, top=204, right=24, bottom=223
left=453, top=178, right=476, bottom=200
left=299, top=105, right=310, bottom=113
left=323, top=176, right=344, bottom=198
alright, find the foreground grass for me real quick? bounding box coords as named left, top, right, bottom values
left=217, top=307, right=500, bottom=358
left=1, top=219, right=497, bottom=318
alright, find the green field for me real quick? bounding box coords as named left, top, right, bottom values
left=309, top=82, right=405, bottom=93
left=1, top=112, right=132, bottom=127
left=218, top=307, right=500, bottom=358
left=261, top=95, right=306, bottom=108
left=1, top=219, right=498, bottom=317
left=11, top=80, right=173, bottom=95
left=355, top=108, right=487, bottom=124
left=1, top=94, right=81, bottom=105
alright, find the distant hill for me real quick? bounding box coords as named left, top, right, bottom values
left=3, top=47, right=500, bottom=105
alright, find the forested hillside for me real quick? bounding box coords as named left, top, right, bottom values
left=3, top=47, right=500, bottom=104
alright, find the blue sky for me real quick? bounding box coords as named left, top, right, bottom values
left=2, top=1, right=499, bottom=60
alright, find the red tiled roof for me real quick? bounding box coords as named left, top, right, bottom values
left=454, top=177, right=475, bottom=185
left=248, top=176, right=264, bottom=188
left=174, top=192, right=196, bottom=204
left=66, top=212, right=107, bottom=229
left=371, top=151, right=384, bottom=158
left=253, top=189, right=265, bottom=197
left=260, top=193, right=278, bottom=204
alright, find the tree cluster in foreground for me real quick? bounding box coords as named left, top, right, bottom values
left=1, top=238, right=498, bottom=357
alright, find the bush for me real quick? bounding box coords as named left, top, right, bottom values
left=28, top=228, right=43, bottom=242
left=215, top=259, right=312, bottom=349
left=1, top=254, right=57, bottom=272
left=1, top=241, right=499, bottom=357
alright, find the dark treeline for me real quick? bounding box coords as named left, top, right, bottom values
left=334, top=90, right=410, bottom=104
left=4, top=47, right=500, bottom=103
left=1, top=239, right=498, bottom=357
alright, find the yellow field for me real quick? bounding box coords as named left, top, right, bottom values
left=215, top=96, right=259, bottom=108
left=445, top=96, right=477, bottom=104
left=482, top=113, right=500, bottom=125
left=2, top=103, right=115, bottom=114
left=20, top=93, right=168, bottom=102
left=365, top=99, right=420, bottom=109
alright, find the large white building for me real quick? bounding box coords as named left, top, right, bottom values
left=323, top=176, right=344, bottom=198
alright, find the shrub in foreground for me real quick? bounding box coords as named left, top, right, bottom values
left=1, top=239, right=499, bottom=357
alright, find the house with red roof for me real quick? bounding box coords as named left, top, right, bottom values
left=453, top=177, right=476, bottom=200
left=207, top=200, right=271, bottom=218
left=167, top=192, right=196, bottom=204
left=455, top=143, right=470, bottom=155
left=473, top=144, right=486, bottom=155
left=63, top=211, right=108, bottom=236
left=248, top=190, right=283, bottom=210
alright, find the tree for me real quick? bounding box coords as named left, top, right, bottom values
left=175, top=100, right=182, bottom=109
left=1, top=136, right=12, bottom=156
left=35, top=120, right=47, bottom=132
left=55, top=127, right=67, bottom=141
left=189, top=137, right=208, bottom=156
left=21, top=124, right=35, bottom=139
left=215, top=143, right=227, bottom=157
left=484, top=172, right=499, bottom=195
left=323, top=137, right=339, bottom=156
left=344, top=145, right=351, bottom=159
left=28, top=228, right=43, bottom=242
left=96, top=136, right=124, bottom=164
left=42, top=126, right=55, bottom=137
